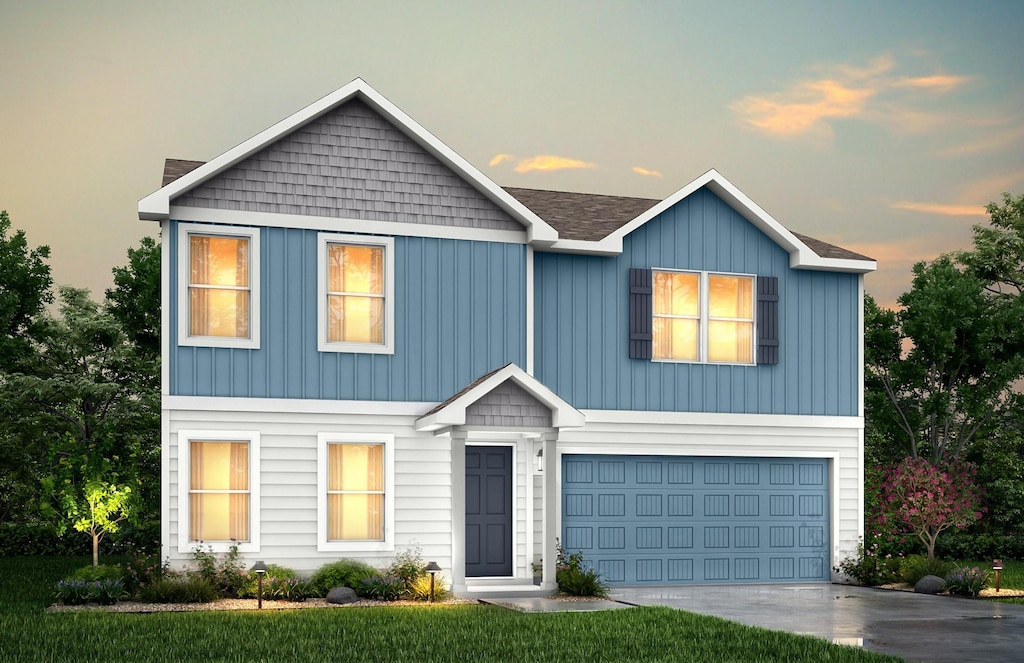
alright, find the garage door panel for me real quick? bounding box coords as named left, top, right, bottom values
left=562, top=455, right=830, bottom=585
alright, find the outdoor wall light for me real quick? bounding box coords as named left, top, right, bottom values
left=425, top=561, right=442, bottom=602
left=993, top=559, right=1003, bottom=593
left=251, top=561, right=268, bottom=609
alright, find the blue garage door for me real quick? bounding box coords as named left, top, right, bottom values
left=561, top=455, right=830, bottom=585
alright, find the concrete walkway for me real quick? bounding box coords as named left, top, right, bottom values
left=478, top=596, right=633, bottom=613
left=611, top=583, right=1024, bottom=663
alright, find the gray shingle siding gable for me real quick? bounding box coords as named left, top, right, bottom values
left=172, top=99, right=523, bottom=231
left=465, top=380, right=553, bottom=428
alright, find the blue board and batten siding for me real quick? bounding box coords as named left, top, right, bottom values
left=168, top=220, right=527, bottom=401
left=534, top=187, right=859, bottom=416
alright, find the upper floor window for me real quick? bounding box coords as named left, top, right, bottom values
left=178, top=224, right=260, bottom=349
left=653, top=270, right=755, bottom=364
left=318, top=233, right=395, bottom=354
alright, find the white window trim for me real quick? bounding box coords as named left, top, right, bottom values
left=176, top=429, right=261, bottom=554
left=317, top=233, right=395, bottom=354
left=177, top=223, right=261, bottom=349
left=317, top=432, right=396, bottom=552
left=652, top=269, right=756, bottom=366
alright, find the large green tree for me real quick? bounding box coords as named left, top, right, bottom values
left=0, top=286, right=159, bottom=553
left=105, top=235, right=160, bottom=362
left=959, top=193, right=1024, bottom=297
left=0, top=211, right=52, bottom=525
left=865, top=257, right=1024, bottom=463
left=0, top=209, right=52, bottom=372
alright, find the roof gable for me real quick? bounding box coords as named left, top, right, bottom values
left=543, top=169, right=875, bottom=273
left=415, top=363, right=584, bottom=432
left=138, top=78, right=559, bottom=244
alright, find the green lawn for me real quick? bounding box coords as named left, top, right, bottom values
left=0, top=557, right=900, bottom=663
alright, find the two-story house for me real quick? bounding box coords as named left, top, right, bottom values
left=139, top=79, right=875, bottom=594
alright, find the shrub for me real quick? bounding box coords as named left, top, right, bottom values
left=237, top=564, right=298, bottom=599
left=387, top=547, right=427, bottom=595
left=407, top=572, right=450, bottom=601
left=944, top=566, right=991, bottom=597
left=833, top=536, right=902, bottom=586
left=265, top=577, right=316, bottom=602
left=555, top=539, right=608, bottom=597
left=68, top=564, right=123, bottom=583
left=120, top=543, right=165, bottom=595
left=362, top=574, right=405, bottom=601
left=310, top=559, right=379, bottom=597
left=138, top=574, right=218, bottom=603
left=54, top=578, right=127, bottom=605
left=190, top=543, right=246, bottom=597
left=900, top=555, right=953, bottom=585
left=54, top=579, right=94, bottom=606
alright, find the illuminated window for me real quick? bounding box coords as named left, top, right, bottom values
left=318, top=234, right=394, bottom=354
left=326, top=444, right=384, bottom=541
left=653, top=271, right=754, bottom=364
left=318, top=433, right=394, bottom=552
left=177, top=430, right=260, bottom=553
left=178, top=224, right=260, bottom=349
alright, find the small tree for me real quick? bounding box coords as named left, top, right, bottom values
left=877, top=457, right=983, bottom=559
left=75, top=481, right=133, bottom=567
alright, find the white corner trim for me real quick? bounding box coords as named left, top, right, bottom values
left=160, top=223, right=170, bottom=396
left=316, top=432, right=396, bottom=552
left=176, top=429, right=261, bottom=554
left=168, top=206, right=528, bottom=245
left=316, top=233, right=395, bottom=355
left=176, top=223, right=261, bottom=350
left=163, top=395, right=437, bottom=417
left=138, top=79, right=559, bottom=243
left=526, top=245, right=535, bottom=375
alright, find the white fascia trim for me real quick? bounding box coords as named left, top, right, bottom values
left=317, top=233, right=395, bottom=355
left=543, top=169, right=876, bottom=274
left=176, top=429, right=261, bottom=554
left=138, top=79, right=558, bottom=243
left=169, top=206, right=528, bottom=245
left=415, top=364, right=585, bottom=432
left=176, top=223, right=261, bottom=350
left=164, top=395, right=437, bottom=417
left=579, top=409, right=863, bottom=430
left=317, top=432, right=396, bottom=552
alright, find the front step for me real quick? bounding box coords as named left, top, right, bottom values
left=460, top=578, right=555, bottom=599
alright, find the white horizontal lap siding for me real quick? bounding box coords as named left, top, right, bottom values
left=556, top=416, right=862, bottom=581
left=166, top=408, right=453, bottom=575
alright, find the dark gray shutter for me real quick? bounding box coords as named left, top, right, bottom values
left=629, top=268, right=653, bottom=359
left=757, top=276, right=779, bottom=365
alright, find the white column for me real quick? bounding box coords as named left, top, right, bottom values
left=450, top=430, right=467, bottom=594
left=541, top=432, right=558, bottom=591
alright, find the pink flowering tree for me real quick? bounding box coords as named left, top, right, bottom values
left=877, top=457, right=984, bottom=559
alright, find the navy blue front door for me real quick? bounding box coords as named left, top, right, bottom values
left=465, top=446, right=513, bottom=577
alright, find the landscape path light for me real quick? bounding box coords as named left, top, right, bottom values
left=425, top=561, right=442, bottom=602
left=993, top=559, right=1003, bottom=593
left=251, top=561, right=268, bottom=609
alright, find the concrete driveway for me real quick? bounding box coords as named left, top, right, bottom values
left=611, top=583, right=1024, bottom=663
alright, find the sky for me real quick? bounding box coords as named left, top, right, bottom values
left=2, top=0, right=1023, bottom=309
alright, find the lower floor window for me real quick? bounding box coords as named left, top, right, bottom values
left=327, top=443, right=385, bottom=541
left=318, top=432, right=394, bottom=551
left=178, top=430, right=260, bottom=552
